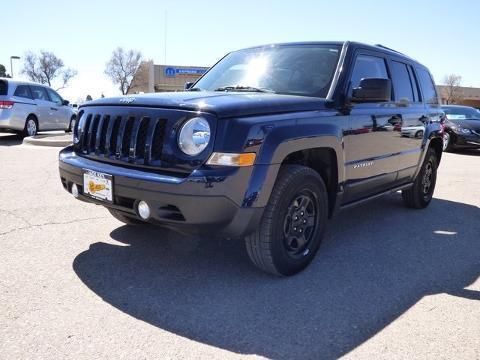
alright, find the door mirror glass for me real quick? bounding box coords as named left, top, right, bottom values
left=62, top=99, right=70, bottom=106
left=351, top=78, right=392, bottom=103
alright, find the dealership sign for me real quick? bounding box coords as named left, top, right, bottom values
left=164, top=67, right=207, bottom=77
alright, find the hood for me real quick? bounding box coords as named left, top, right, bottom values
left=81, top=91, right=330, bottom=118
left=448, top=119, right=480, bottom=131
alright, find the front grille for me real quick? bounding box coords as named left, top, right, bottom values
left=76, top=112, right=168, bottom=166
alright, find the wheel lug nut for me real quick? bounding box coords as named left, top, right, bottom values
left=303, top=220, right=306, bottom=224
left=295, top=216, right=298, bottom=220
left=299, top=229, right=303, bottom=233
left=300, top=212, right=304, bottom=216
left=294, top=227, right=297, bottom=231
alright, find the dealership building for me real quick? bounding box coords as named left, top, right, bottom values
left=128, top=61, right=209, bottom=94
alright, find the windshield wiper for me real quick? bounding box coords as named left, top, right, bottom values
left=188, top=87, right=203, bottom=91
left=214, top=85, right=274, bottom=93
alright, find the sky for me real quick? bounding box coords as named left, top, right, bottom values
left=2, top=0, right=479, bottom=102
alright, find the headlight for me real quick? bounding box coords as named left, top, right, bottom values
left=178, top=117, right=211, bottom=156
left=460, top=128, right=472, bottom=134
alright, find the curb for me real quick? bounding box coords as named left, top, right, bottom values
left=23, top=134, right=73, bottom=147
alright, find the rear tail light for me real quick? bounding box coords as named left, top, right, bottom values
left=0, top=101, right=14, bottom=109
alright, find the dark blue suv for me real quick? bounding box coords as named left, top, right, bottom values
left=59, top=41, right=444, bottom=276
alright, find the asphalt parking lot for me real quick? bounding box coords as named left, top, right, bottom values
left=0, top=133, right=479, bottom=360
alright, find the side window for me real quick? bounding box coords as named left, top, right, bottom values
left=30, top=86, right=49, bottom=101
left=407, top=65, right=420, bottom=102
left=390, top=61, right=414, bottom=103
left=416, top=68, right=439, bottom=105
left=46, top=88, right=63, bottom=105
left=350, top=55, right=389, bottom=91
left=13, top=85, right=33, bottom=99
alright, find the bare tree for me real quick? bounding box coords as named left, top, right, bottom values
left=21, top=51, right=77, bottom=90
left=104, top=47, right=142, bottom=95
left=442, top=74, right=464, bottom=104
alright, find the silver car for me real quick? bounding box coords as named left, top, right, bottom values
left=0, top=78, right=76, bottom=137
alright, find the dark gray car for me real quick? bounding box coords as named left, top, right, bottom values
left=0, top=78, right=76, bottom=137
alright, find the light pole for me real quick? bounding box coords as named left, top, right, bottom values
left=10, top=56, right=20, bottom=78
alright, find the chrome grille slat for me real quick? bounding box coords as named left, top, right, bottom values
left=75, top=110, right=176, bottom=170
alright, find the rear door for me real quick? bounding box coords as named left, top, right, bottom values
left=29, top=85, right=54, bottom=130
left=415, top=67, right=443, bottom=131
left=388, top=59, right=427, bottom=182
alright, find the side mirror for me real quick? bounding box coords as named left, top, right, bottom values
left=62, top=99, right=70, bottom=106
left=184, top=82, right=194, bottom=90
left=351, top=78, right=391, bottom=103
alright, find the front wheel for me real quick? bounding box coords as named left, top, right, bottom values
left=402, top=148, right=438, bottom=209
left=245, top=165, right=328, bottom=276
left=443, top=132, right=453, bottom=152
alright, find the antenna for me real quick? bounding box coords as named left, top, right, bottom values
left=164, top=10, right=168, bottom=65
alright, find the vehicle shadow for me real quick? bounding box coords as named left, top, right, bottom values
left=0, top=133, right=23, bottom=146
left=73, top=195, right=480, bottom=359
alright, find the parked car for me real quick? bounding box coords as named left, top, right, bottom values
left=59, top=41, right=443, bottom=276
left=401, top=124, right=424, bottom=138
left=0, top=78, right=76, bottom=137
left=441, top=105, right=480, bottom=151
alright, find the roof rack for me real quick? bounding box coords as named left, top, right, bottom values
left=374, top=44, right=406, bottom=56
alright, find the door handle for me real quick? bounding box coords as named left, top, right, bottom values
left=50, top=107, right=58, bottom=111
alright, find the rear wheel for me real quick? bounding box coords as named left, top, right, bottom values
left=402, top=148, right=438, bottom=209
left=22, top=116, right=38, bottom=138
left=245, top=165, right=328, bottom=276
left=415, top=130, right=424, bottom=139
left=108, top=209, right=145, bottom=226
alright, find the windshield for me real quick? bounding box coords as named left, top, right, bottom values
left=443, top=106, right=480, bottom=120
left=193, top=44, right=341, bottom=98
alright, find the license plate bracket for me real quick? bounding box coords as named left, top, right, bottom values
left=83, top=169, right=113, bottom=203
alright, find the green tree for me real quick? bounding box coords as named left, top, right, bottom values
left=0, top=64, right=10, bottom=78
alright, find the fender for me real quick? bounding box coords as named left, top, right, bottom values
left=413, top=121, right=443, bottom=179
left=239, top=113, right=346, bottom=208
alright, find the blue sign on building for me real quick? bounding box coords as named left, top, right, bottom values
left=164, top=67, right=207, bottom=77
left=164, top=67, right=176, bottom=77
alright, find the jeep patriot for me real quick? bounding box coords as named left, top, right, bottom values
left=59, top=42, right=444, bottom=276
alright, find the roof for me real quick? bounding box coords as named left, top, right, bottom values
left=0, top=77, right=46, bottom=86
left=233, top=41, right=419, bottom=64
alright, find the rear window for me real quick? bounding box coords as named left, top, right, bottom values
left=0, top=80, right=7, bottom=95
left=417, top=68, right=439, bottom=105
left=14, top=85, right=33, bottom=99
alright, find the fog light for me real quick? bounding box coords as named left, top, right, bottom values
left=71, top=183, right=79, bottom=198
left=137, top=201, right=151, bottom=220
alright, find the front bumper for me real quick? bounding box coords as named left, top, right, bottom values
left=59, top=147, right=264, bottom=237
left=451, top=131, right=480, bottom=148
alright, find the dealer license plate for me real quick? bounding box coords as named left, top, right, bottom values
left=83, top=169, right=113, bottom=202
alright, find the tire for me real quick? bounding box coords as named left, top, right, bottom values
left=443, top=132, right=453, bottom=152
left=108, top=208, right=145, bottom=226
left=245, top=165, right=328, bottom=276
left=401, top=148, right=438, bottom=209
left=415, top=130, right=424, bottom=139
left=22, top=116, right=38, bottom=138
left=66, top=116, right=76, bottom=133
